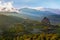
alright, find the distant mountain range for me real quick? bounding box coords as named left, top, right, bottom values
left=0, top=8, right=60, bottom=25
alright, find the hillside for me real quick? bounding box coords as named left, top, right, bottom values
left=0, top=14, right=59, bottom=40
left=0, top=14, right=25, bottom=29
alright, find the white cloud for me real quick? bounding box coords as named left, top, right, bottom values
left=0, top=1, right=19, bottom=13
left=32, top=7, right=44, bottom=10
left=19, top=5, right=44, bottom=10
left=3, top=1, right=13, bottom=8
left=0, top=1, right=13, bottom=8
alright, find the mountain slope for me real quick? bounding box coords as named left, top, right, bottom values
left=19, top=8, right=60, bottom=25
left=0, top=8, right=60, bottom=25
left=0, top=14, right=25, bottom=28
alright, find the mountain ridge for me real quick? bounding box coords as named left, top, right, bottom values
left=0, top=8, right=60, bottom=25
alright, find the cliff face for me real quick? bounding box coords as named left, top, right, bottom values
left=41, top=17, right=50, bottom=25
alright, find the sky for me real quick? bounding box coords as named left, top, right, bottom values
left=1, top=0, right=60, bottom=9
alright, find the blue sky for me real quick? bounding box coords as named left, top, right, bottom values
left=2, top=0, right=60, bottom=9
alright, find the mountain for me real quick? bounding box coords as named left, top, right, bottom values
left=0, top=8, right=60, bottom=25
left=19, top=8, right=55, bottom=19
left=19, top=8, right=60, bottom=25
left=32, top=7, right=60, bottom=14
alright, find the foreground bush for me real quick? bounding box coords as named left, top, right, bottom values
left=0, top=33, right=59, bottom=40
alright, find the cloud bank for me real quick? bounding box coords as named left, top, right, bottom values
left=0, top=1, right=20, bottom=13
left=0, top=1, right=13, bottom=8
